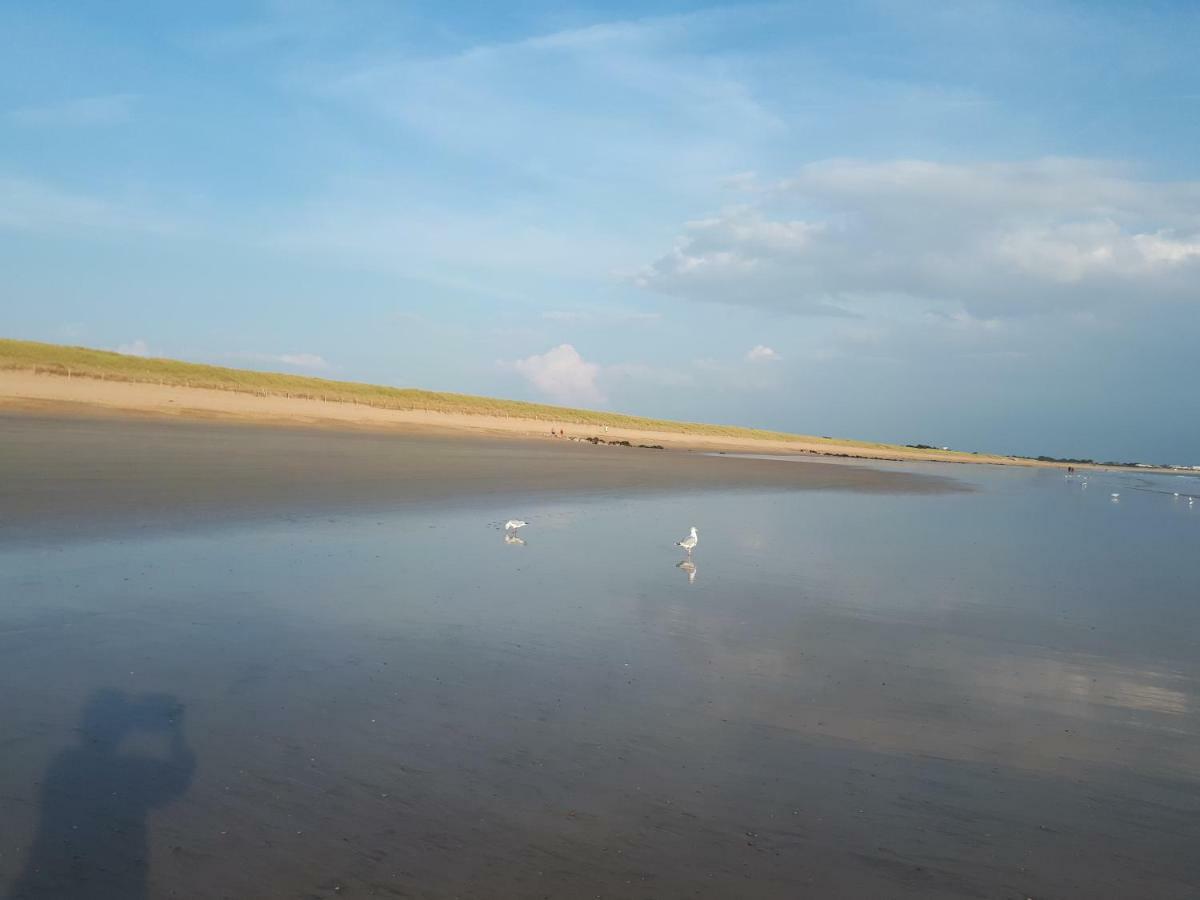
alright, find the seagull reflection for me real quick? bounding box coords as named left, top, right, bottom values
left=504, top=533, right=525, bottom=545
left=676, top=559, right=697, bottom=584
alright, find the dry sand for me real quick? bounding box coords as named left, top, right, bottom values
left=1, top=369, right=1041, bottom=467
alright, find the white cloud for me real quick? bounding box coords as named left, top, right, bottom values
left=115, top=339, right=151, bottom=357
left=746, top=344, right=780, bottom=362
left=506, top=346, right=694, bottom=403
left=638, top=158, right=1200, bottom=318
left=512, top=344, right=605, bottom=406
left=8, top=94, right=136, bottom=127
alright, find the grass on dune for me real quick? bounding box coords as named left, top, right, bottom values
left=1, top=337, right=941, bottom=452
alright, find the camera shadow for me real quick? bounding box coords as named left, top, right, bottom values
left=7, top=689, right=196, bottom=900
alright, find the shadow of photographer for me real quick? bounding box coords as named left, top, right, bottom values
left=8, top=689, right=196, bottom=900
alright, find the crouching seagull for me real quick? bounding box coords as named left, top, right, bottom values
left=675, top=526, right=699, bottom=555
left=504, top=519, right=528, bottom=531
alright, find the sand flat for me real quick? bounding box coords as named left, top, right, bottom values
left=2, top=455, right=1198, bottom=898
left=0, top=412, right=961, bottom=543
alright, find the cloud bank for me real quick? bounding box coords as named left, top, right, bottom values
left=638, top=159, right=1200, bottom=318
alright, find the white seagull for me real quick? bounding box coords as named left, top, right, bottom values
left=675, top=526, right=699, bottom=555
left=504, top=519, right=528, bottom=531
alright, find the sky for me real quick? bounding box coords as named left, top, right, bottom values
left=1, top=1, right=1198, bottom=463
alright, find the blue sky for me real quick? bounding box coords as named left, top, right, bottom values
left=2, top=1, right=1198, bottom=463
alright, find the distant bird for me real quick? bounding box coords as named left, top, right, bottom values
left=1111, top=493, right=1120, bottom=502
left=676, top=559, right=697, bottom=584
left=675, top=526, right=699, bottom=555
left=504, top=533, right=526, bottom=545
left=504, top=519, right=528, bottom=531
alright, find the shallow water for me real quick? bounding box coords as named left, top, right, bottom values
left=2, top=460, right=1199, bottom=898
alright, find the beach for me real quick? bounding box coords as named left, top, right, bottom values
left=0, top=368, right=1083, bottom=468
left=0, top=411, right=959, bottom=545
left=2, top=412, right=1199, bottom=898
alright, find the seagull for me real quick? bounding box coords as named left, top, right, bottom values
left=504, top=519, right=528, bottom=531
left=675, top=526, right=699, bottom=555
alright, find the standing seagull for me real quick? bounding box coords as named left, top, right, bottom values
left=675, top=526, right=699, bottom=555
left=504, top=519, right=528, bottom=531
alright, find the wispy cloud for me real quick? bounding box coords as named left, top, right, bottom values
left=318, top=8, right=783, bottom=194
left=604, top=362, right=693, bottom=388
left=542, top=309, right=662, bottom=325
left=115, top=339, right=151, bottom=357
left=690, top=355, right=782, bottom=392
left=229, top=351, right=330, bottom=370
left=268, top=196, right=638, bottom=287
left=8, top=93, right=137, bottom=127
left=0, top=175, right=178, bottom=235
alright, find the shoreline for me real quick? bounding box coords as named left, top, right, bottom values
left=1, top=411, right=965, bottom=545
left=0, top=369, right=1142, bottom=473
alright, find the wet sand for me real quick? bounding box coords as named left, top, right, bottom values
left=0, top=412, right=960, bottom=543
left=2, top=415, right=1198, bottom=898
